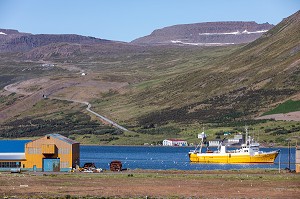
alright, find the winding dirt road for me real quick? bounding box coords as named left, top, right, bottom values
left=1, top=77, right=129, bottom=132
left=1, top=79, right=79, bottom=122
left=49, top=96, right=129, bottom=131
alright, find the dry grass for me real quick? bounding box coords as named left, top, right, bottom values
left=0, top=169, right=299, bottom=198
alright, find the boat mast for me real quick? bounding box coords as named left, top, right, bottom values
left=199, top=137, right=203, bottom=154
left=245, top=126, right=248, bottom=146
left=200, top=127, right=204, bottom=153
left=198, top=129, right=206, bottom=154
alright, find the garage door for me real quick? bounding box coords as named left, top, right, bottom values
left=43, top=158, right=60, bottom=172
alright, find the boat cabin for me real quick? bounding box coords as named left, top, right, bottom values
left=239, top=143, right=260, bottom=154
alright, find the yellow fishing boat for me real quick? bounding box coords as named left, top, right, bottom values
left=189, top=128, right=279, bottom=163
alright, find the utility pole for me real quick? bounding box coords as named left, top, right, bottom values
left=288, top=140, right=291, bottom=170
left=279, top=152, right=281, bottom=173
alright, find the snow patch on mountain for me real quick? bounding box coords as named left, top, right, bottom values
left=199, top=30, right=268, bottom=36
left=171, top=40, right=234, bottom=46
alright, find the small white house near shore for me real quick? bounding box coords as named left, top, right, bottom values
left=228, top=134, right=243, bottom=145
left=208, top=140, right=220, bottom=147
left=163, top=139, right=187, bottom=146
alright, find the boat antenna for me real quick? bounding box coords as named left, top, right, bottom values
left=245, top=126, right=248, bottom=146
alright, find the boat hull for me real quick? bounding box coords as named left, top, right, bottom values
left=189, top=150, right=279, bottom=163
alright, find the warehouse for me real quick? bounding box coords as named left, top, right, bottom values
left=0, top=134, right=80, bottom=172
left=24, top=134, right=80, bottom=172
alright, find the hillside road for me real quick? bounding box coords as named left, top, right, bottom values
left=48, top=97, right=129, bottom=132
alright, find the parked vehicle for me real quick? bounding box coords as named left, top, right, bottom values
left=110, top=160, right=122, bottom=171
left=83, top=162, right=96, bottom=170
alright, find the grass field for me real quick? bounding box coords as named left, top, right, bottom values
left=0, top=169, right=299, bottom=198
left=263, top=100, right=300, bottom=115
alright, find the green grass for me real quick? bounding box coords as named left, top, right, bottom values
left=263, top=100, right=300, bottom=115
left=89, top=18, right=300, bottom=126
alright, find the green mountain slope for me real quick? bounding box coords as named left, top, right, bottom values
left=94, top=11, right=300, bottom=127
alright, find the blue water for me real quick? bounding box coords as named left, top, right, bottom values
left=0, top=140, right=31, bottom=152
left=80, top=146, right=296, bottom=171
left=0, top=141, right=295, bottom=171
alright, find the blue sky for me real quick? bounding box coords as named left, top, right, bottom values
left=0, top=0, right=299, bottom=42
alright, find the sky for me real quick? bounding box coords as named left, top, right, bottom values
left=0, top=0, right=299, bottom=42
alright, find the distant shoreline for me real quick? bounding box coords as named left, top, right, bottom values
left=0, top=139, right=295, bottom=148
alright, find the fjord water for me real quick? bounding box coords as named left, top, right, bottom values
left=80, top=146, right=296, bottom=171
left=0, top=140, right=31, bottom=152
left=0, top=141, right=295, bottom=171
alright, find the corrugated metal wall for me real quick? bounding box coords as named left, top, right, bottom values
left=24, top=135, right=79, bottom=172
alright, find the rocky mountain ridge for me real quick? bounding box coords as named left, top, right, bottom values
left=0, top=21, right=274, bottom=53
left=0, top=28, right=112, bottom=53
left=131, top=21, right=274, bottom=45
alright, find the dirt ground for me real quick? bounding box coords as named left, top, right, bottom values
left=256, top=111, right=300, bottom=122
left=0, top=170, right=299, bottom=198
left=255, top=93, right=300, bottom=122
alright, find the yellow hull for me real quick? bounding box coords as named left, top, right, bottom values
left=189, top=151, right=279, bottom=163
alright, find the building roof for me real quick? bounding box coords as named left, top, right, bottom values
left=48, top=134, right=79, bottom=145
left=0, top=153, right=26, bottom=161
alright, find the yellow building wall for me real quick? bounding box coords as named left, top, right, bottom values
left=24, top=135, right=79, bottom=171
left=42, top=144, right=56, bottom=154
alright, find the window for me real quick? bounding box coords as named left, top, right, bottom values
left=58, top=148, right=69, bottom=154
left=0, top=162, right=21, bottom=168
left=28, top=147, right=41, bottom=154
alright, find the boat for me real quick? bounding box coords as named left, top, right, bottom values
left=189, top=128, right=280, bottom=163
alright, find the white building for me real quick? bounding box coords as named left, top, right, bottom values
left=163, top=139, right=187, bottom=146
left=208, top=140, right=220, bottom=147
left=228, top=134, right=243, bottom=145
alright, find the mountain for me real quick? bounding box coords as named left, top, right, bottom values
left=130, top=11, right=300, bottom=125
left=1, top=21, right=274, bottom=53
left=22, top=41, right=136, bottom=60
left=0, top=12, right=299, bottom=144
left=0, top=28, right=113, bottom=53
left=131, top=21, right=274, bottom=45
